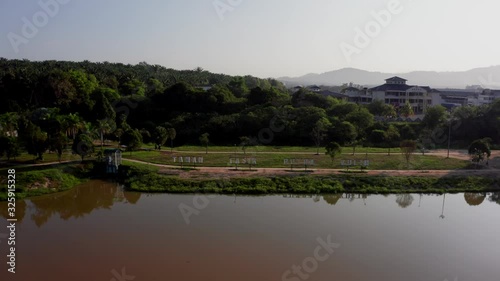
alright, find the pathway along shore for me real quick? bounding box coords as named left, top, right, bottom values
left=122, top=158, right=500, bottom=179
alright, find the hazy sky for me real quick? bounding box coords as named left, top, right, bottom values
left=1, top=0, right=500, bottom=78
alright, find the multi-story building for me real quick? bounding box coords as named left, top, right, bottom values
left=368, top=77, right=439, bottom=115
left=342, top=87, right=373, bottom=104
left=294, top=77, right=499, bottom=114
left=438, top=89, right=473, bottom=107
left=467, top=89, right=500, bottom=106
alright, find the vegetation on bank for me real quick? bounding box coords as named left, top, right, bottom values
left=122, top=164, right=500, bottom=195
left=0, top=163, right=94, bottom=201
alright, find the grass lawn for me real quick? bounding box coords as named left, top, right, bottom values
left=0, top=150, right=83, bottom=166
left=105, top=141, right=402, bottom=153
left=0, top=145, right=469, bottom=171
left=125, top=150, right=468, bottom=170
left=173, top=145, right=402, bottom=154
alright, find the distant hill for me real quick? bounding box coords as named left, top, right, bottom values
left=278, top=66, right=500, bottom=89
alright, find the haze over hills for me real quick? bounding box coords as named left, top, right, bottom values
left=278, top=66, right=500, bottom=89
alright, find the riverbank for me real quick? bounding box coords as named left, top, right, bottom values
left=122, top=163, right=500, bottom=195
left=0, top=162, right=93, bottom=201
left=1, top=159, right=499, bottom=201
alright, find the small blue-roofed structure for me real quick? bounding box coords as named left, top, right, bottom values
left=104, top=149, right=122, bottom=174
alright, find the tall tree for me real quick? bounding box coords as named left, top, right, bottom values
left=468, top=138, right=491, bottom=168
left=367, top=100, right=396, bottom=118
left=139, top=128, right=151, bottom=144
left=0, top=136, right=20, bottom=160
left=400, top=140, right=417, bottom=168
left=0, top=112, right=20, bottom=137
left=325, top=142, right=342, bottom=164
left=166, top=128, right=177, bottom=152
left=399, top=102, right=414, bottom=118
left=49, top=132, right=68, bottom=162
left=96, top=119, right=114, bottom=149
left=121, top=129, right=143, bottom=154
left=199, top=133, right=210, bottom=154
left=345, top=107, right=374, bottom=139
left=384, top=125, right=400, bottom=155
left=94, top=93, right=116, bottom=122
left=153, top=126, right=168, bottom=150
left=64, top=113, right=84, bottom=140
left=422, top=105, right=447, bottom=130
left=72, top=133, right=94, bottom=161
left=239, top=136, right=251, bottom=155
left=311, top=118, right=331, bottom=155
left=23, top=123, right=49, bottom=161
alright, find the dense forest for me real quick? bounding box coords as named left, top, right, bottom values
left=0, top=58, right=499, bottom=160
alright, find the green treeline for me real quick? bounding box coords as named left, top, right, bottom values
left=1, top=58, right=500, bottom=161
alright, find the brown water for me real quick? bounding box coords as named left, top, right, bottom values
left=0, top=180, right=499, bottom=281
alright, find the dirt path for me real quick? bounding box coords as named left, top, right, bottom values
left=5, top=149, right=498, bottom=180
left=123, top=158, right=500, bottom=180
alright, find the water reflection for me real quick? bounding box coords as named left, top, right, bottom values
left=439, top=194, right=446, bottom=219
left=396, top=194, right=414, bottom=208
left=322, top=194, right=343, bottom=205
left=464, top=193, right=487, bottom=206
left=0, top=181, right=141, bottom=228
left=0, top=200, right=27, bottom=223
left=489, top=192, right=500, bottom=205
left=284, top=193, right=370, bottom=205
left=2, top=190, right=500, bottom=281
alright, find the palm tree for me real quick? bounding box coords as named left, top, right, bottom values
left=96, top=119, right=113, bottom=149
left=83, top=122, right=100, bottom=144
left=64, top=113, right=84, bottom=140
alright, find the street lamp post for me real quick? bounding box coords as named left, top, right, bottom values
left=439, top=194, right=446, bottom=219
left=447, top=119, right=451, bottom=159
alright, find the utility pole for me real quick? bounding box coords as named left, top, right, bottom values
left=447, top=112, right=454, bottom=159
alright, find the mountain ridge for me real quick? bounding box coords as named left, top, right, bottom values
left=278, top=66, right=500, bottom=89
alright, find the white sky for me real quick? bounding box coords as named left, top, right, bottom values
left=1, top=0, right=499, bottom=78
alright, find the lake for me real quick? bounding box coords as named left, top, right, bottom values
left=1, top=180, right=499, bottom=281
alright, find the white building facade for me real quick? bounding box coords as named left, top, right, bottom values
left=368, top=77, right=440, bottom=115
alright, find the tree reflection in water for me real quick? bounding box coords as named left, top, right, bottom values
left=323, top=194, right=343, bottom=205
left=0, top=200, right=27, bottom=223
left=25, top=181, right=141, bottom=227
left=464, top=193, right=486, bottom=206
left=489, top=192, right=500, bottom=205
left=321, top=194, right=368, bottom=205
left=396, top=194, right=414, bottom=208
